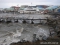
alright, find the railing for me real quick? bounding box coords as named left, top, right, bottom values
left=0, top=17, right=47, bottom=23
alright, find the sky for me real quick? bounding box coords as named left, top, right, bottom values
left=0, top=0, right=60, bottom=8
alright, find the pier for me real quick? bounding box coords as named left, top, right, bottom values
left=0, top=17, right=47, bottom=24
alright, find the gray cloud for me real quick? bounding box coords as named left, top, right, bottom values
left=0, top=0, right=60, bottom=8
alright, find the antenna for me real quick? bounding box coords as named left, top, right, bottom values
left=17, top=4, right=19, bottom=7
left=31, top=2, right=32, bottom=6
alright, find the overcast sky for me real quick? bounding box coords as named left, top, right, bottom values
left=0, top=0, right=60, bottom=8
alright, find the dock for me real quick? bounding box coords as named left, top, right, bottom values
left=0, top=17, right=47, bottom=24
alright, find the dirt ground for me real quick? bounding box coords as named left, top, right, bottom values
left=10, top=36, right=60, bottom=45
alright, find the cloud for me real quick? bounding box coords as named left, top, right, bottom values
left=0, top=0, right=60, bottom=8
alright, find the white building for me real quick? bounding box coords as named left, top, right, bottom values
left=23, top=6, right=36, bottom=14
left=18, top=5, right=45, bottom=14
left=18, top=6, right=37, bottom=14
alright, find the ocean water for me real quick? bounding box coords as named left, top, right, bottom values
left=0, top=13, right=51, bottom=45
left=0, top=23, right=50, bottom=45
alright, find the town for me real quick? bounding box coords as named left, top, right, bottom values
left=0, top=5, right=60, bottom=45
left=0, top=5, right=60, bottom=14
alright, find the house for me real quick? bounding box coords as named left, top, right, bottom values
left=3, top=6, right=20, bottom=13
left=18, top=5, right=49, bottom=14
left=0, top=8, right=4, bottom=13
left=0, top=8, right=4, bottom=11
left=36, top=5, right=49, bottom=13
left=42, top=6, right=58, bottom=14
left=54, top=6, right=60, bottom=13
left=3, top=7, right=15, bottom=13
left=23, top=6, right=36, bottom=14
left=11, top=6, right=20, bottom=11
left=18, top=6, right=37, bottom=14
left=18, top=5, right=28, bottom=13
left=36, top=5, right=49, bottom=8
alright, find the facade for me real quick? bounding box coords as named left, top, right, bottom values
left=11, top=6, right=20, bottom=11
left=36, top=5, right=49, bottom=9
left=3, top=6, right=20, bottom=13
left=0, top=8, right=4, bottom=11
left=20, top=5, right=28, bottom=8
left=36, top=5, right=49, bottom=13
left=42, top=6, right=58, bottom=14
left=54, top=6, right=60, bottom=13
left=4, top=5, right=29, bottom=13
left=18, top=6, right=37, bottom=14
left=23, top=6, right=36, bottom=14
left=18, top=5, right=28, bottom=13
left=3, top=8, right=13, bottom=12
left=18, top=5, right=46, bottom=13
left=18, top=5, right=49, bottom=14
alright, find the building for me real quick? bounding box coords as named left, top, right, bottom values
left=42, top=6, right=58, bottom=14
left=0, top=8, right=4, bottom=11
left=11, top=6, right=20, bottom=11
left=0, top=8, right=4, bottom=13
left=18, top=5, right=37, bottom=14
left=54, top=6, right=60, bottom=13
left=36, top=5, right=49, bottom=13
left=18, top=5, right=28, bottom=13
left=18, top=5, right=49, bottom=14
left=36, top=5, right=49, bottom=8
left=23, top=6, right=36, bottom=14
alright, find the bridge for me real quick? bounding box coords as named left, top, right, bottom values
left=0, top=17, right=47, bottom=24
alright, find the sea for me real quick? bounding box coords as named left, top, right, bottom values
left=0, top=13, right=51, bottom=45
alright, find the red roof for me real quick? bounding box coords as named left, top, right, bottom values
left=11, top=6, right=20, bottom=8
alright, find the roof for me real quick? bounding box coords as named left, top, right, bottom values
left=36, top=7, right=45, bottom=10
left=29, top=6, right=37, bottom=8
left=0, top=8, right=4, bottom=11
left=46, top=6, right=58, bottom=10
left=4, top=8, right=14, bottom=11
left=11, top=6, right=20, bottom=8
left=36, top=5, right=49, bottom=8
